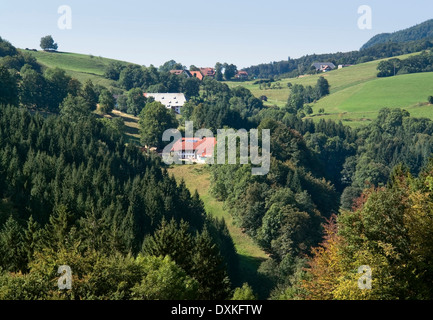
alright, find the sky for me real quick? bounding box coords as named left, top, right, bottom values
left=1, top=0, right=433, bottom=69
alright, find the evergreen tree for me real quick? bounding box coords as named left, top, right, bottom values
left=0, top=216, right=26, bottom=272
left=0, top=66, right=18, bottom=106
left=80, top=80, right=98, bottom=111
left=191, top=228, right=232, bottom=300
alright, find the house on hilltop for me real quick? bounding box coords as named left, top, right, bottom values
left=312, top=62, right=336, bottom=72
left=144, top=93, right=187, bottom=114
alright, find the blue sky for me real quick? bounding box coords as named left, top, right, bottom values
left=1, top=1, right=433, bottom=68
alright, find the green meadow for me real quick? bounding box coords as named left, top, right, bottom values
left=227, top=52, right=433, bottom=127
left=21, top=50, right=129, bottom=88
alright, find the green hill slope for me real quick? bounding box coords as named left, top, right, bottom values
left=21, top=49, right=433, bottom=128
left=20, top=49, right=130, bottom=88
left=227, top=52, right=433, bottom=127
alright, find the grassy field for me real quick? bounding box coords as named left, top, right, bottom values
left=166, top=165, right=271, bottom=297
left=110, top=110, right=141, bottom=144
left=226, top=52, right=433, bottom=127
left=21, top=50, right=129, bottom=88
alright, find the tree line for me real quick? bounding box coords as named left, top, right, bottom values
left=244, top=38, right=433, bottom=79
left=377, top=50, right=433, bottom=77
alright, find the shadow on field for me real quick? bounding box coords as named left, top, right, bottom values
left=236, top=254, right=274, bottom=300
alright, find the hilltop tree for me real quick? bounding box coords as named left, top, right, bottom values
left=40, top=35, right=58, bottom=52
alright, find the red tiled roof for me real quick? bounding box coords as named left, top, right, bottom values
left=190, top=70, right=204, bottom=80
left=200, top=68, right=215, bottom=77
left=171, top=137, right=216, bottom=157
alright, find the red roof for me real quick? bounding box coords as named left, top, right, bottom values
left=199, top=68, right=215, bottom=77
left=190, top=70, right=204, bottom=80
left=171, top=137, right=216, bottom=157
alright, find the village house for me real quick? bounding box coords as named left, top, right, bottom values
left=312, top=62, right=336, bottom=72
left=144, top=93, right=187, bottom=114
left=199, top=67, right=216, bottom=79
left=189, top=70, right=204, bottom=80
left=171, top=137, right=216, bottom=163
left=235, top=70, right=249, bottom=80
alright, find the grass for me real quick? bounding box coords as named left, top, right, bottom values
left=107, top=110, right=141, bottom=144
left=21, top=49, right=130, bottom=89
left=166, top=165, right=270, bottom=297
left=226, top=52, right=433, bottom=127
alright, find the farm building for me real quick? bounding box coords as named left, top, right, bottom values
left=312, top=62, right=336, bottom=72
left=144, top=93, right=187, bottom=114
left=171, top=137, right=216, bottom=163
left=235, top=70, right=249, bottom=80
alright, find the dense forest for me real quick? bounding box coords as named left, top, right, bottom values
left=2, top=32, right=433, bottom=300
left=209, top=104, right=433, bottom=298
left=361, top=19, right=433, bottom=49
left=0, top=36, right=245, bottom=299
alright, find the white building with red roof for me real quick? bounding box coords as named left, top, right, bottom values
left=171, top=137, right=216, bottom=163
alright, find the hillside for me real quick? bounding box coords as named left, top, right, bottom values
left=20, top=49, right=130, bottom=88
left=227, top=51, right=433, bottom=127
left=361, top=19, right=433, bottom=50
left=18, top=48, right=433, bottom=129
left=167, top=165, right=271, bottom=298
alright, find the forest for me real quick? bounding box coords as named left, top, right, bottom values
left=1, top=34, right=433, bottom=300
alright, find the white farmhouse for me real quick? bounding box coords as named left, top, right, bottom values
left=144, top=93, right=187, bottom=114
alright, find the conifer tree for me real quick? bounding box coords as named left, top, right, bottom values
left=0, top=216, right=26, bottom=272
left=191, top=227, right=232, bottom=300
